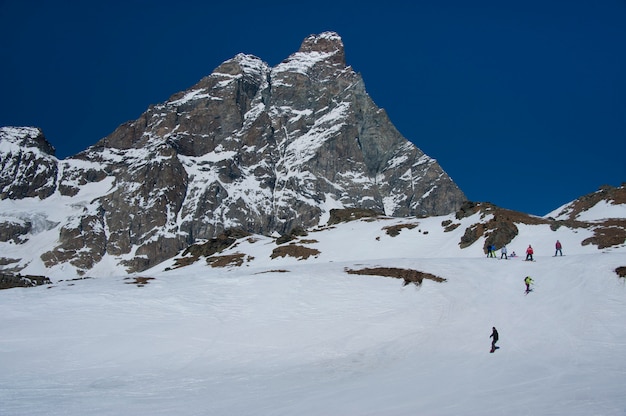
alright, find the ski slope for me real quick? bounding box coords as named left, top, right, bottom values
left=1, top=215, right=625, bottom=415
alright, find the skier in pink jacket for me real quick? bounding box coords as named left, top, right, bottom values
left=555, top=240, right=563, bottom=256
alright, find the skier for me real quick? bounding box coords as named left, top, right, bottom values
left=524, top=276, right=534, bottom=293
left=525, top=245, right=534, bottom=261
left=500, top=245, right=508, bottom=259
left=490, top=327, right=499, bottom=352
left=555, top=240, right=563, bottom=256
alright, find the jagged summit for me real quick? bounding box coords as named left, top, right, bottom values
left=300, top=31, right=343, bottom=52
left=273, top=32, right=346, bottom=76
left=296, top=31, right=345, bottom=65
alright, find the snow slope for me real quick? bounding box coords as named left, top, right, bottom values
left=1, top=211, right=625, bottom=415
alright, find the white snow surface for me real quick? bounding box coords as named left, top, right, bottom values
left=1, top=207, right=626, bottom=415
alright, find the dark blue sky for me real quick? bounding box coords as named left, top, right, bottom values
left=1, top=1, right=624, bottom=216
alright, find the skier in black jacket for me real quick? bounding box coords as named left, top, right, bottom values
left=490, top=327, right=499, bottom=352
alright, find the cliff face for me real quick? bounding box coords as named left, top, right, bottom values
left=0, top=32, right=467, bottom=275
left=0, top=126, right=58, bottom=200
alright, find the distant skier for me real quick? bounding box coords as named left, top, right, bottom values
left=510, top=251, right=517, bottom=258
left=524, top=276, right=534, bottom=293
left=487, top=244, right=496, bottom=258
left=500, top=245, right=508, bottom=259
left=490, top=327, right=499, bottom=352
left=555, top=240, right=563, bottom=256
left=525, top=245, right=534, bottom=261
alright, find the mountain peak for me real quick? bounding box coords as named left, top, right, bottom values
left=297, top=31, right=345, bottom=65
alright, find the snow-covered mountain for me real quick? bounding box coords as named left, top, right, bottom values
left=0, top=190, right=624, bottom=416
left=0, top=32, right=468, bottom=275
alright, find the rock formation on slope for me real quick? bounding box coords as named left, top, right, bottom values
left=0, top=32, right=466, bottom=275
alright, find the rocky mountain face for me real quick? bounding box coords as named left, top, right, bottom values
left=0, top=32, right=467, bottom=276
left=0, top=126, right=58, bottom=200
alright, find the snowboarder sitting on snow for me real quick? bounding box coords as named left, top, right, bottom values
left=524, top=276, right=534, bottom=293
left=500, top=245, right=508, bottom=259
left=490, top=327, right=499, bottom=350
left=510, top=251, right=517, bottom=258
left=525, top=245, right=534, bottom=261
left=555, top=240, right=563, bottom=256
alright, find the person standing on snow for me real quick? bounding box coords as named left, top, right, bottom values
left=500, top=245, right=508, bottom=259
left=526, top=245, right=534, bottom=261
left=524, top=276, right=534, bottom=293
left=490, top=327, right=499, bottom=351
left=555, top=240, right=563, bottom=256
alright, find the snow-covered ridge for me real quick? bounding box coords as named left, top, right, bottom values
left=545, top=185, right=626, bottom=221
left=0, top=126, right=42, bottom=141
left=0, top=126, right=55, bottom=156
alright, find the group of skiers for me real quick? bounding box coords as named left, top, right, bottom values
left=486, top=244, right=508, bottom=258
left=488, top=240, right=564, bottom=353
left=486, top=240, right=563, bottom=261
